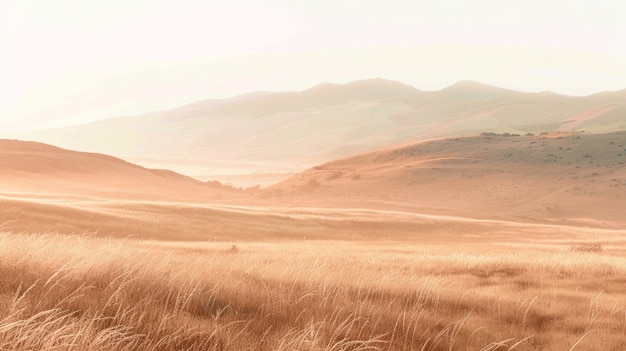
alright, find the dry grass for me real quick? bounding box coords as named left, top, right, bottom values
left=1, top=231, right=626, bottom=350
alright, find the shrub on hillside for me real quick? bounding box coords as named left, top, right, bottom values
left=480, top=132, right=520, bottom=137
left=570, top=243, right=603, bottom=253
left=326, top=171, right=342, bottom=180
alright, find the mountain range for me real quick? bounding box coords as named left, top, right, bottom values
left=3, top=78, right=625, bottom=186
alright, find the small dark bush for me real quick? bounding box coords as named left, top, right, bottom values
left=326, top=171, right=342, bottom=180
left=571, top=244, right=603, bottom=253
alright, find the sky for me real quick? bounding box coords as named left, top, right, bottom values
left=1, top=0, right=625, bottom=131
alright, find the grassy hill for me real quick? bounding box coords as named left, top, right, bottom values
left=267, top=131, right=626, bottom=226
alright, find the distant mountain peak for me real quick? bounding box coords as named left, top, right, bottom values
left=439, top=80, right=521, bottom=100
left=442, top=80, right=513, bottom=91
left=304, top=78, right=423, bottom=101
left=309, top=77, right=419, bottom=91
left=346, top=77, right=422, bottom=90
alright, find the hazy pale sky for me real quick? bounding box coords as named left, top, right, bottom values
left=1, top=0, right=625, bottom=131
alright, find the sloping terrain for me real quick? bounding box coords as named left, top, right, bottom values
left=5, top=79, right=625, bottom=186
left=0, top=139, right=235, bottom=201
left=267, top=131, right=626, bottom=227
left=2, top=136, right=623, bottom=239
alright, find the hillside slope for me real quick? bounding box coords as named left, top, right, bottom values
left=267, top=131, right=626, bottom=227
left=5, top=79, right=625, bottom=185
left=0, top=139, right=234, bottom=200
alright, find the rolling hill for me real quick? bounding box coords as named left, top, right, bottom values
left=0, top=139, right=236, bottom=201
left=1, top=133, right=624, bottom=236
left=4, top=79, right=625, bottom=186
left=266, top=131, right=626, bottom=227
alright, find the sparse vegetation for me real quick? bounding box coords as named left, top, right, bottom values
left=205, top=180, right=261, bottom=194
left=480, top=132, right=520, bottom=137
left=571, top=243, right=603, bottom=253
left=326, top=171, right=343, bottom=180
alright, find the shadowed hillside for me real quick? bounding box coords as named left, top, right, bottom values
left=267, top=131, right=626, bottom=227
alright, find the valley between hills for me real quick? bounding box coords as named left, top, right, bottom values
left=1, top=80, right=626, bottom=350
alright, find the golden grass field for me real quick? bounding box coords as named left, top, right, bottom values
left=1, top=133, right=625, bottom=350
left=2, top=203, right=626, bottom=351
